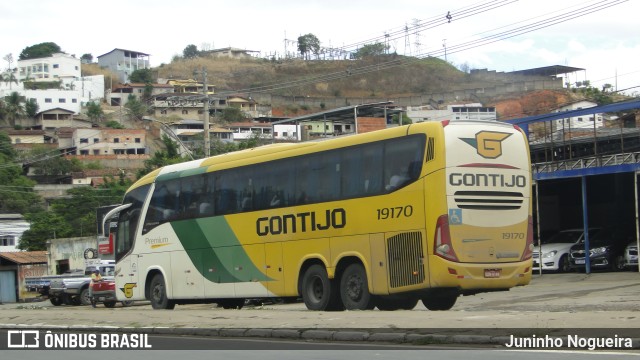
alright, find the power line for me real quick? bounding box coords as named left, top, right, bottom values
left=213, top=0, right=627, bottom=98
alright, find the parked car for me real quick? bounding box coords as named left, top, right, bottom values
left=568, top=231, right=627, bottom=271
left=91, top=278, right=134, bottom=308
left=623, top=242, right=638, bottom=270
left=533, top=228, right=600, bottom=272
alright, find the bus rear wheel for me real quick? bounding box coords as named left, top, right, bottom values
left=301, top=264, right=343, bottom=311
left=149, top=274, right=175, bottom=310
left=422, top=293, right=458, bottom=311
left=340, top=263, right=375, bottom=310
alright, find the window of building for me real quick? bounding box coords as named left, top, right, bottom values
left=93, top=150, right=100, bottom=155
left=72, top=99, right=77, bottom=103
left=75, top=66, right=78, bottom=70
left=138, top=89, right=143, bottom=93
left=80, top=138, right=89, bottom=143
left=80, top=150, right=89, bottom=155
left=135, top=138, right=141, bottom=143
left=53, top=64, right=59, bottom=69
left=59, top=98, right=66, bottom=103
left=182, top=110, right=189, bottom=115
left=45, top=98, right=52, bottom=103
left=93, top=138, right=99, bottom=143
left=114, top=138, right=120, bottom=143
left=1, top=236, right=15, bottom=246
left=44, top=64, right=49, bottom=72
left=161, top=110, right=167, bottom=114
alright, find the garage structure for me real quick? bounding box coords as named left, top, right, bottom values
left=0, top=251, right=48, bottom=303
left=507, top=99, right=640, bottom=273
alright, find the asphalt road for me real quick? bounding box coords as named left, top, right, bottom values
left=1, top=271, right=639, bottom=352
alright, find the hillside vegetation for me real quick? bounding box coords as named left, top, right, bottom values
left=155, top=55, right=467, bottom=98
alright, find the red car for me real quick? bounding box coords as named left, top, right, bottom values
left=91, top=279, right=133, bottom=308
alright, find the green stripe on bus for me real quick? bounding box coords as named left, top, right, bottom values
left=171, top=217, right=271, bottom=283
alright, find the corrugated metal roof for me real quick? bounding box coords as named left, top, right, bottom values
left=0, top=251, right=47, bottom=264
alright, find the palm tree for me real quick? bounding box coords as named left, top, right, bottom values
left=4, top=91, right=25, bottom=126
left=2, top=71, right=18, bottom=90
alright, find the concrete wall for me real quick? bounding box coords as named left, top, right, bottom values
left=46, top=236, right=97, bottom=274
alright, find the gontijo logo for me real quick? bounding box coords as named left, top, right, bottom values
left=460, top=131, right=512, bottom=159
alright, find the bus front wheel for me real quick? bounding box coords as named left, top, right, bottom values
left=301, top=264, right=343, bottom=311
left=422, top=293, right=458, bottom=311
left=149, top=274, right=175, bottom=310
left=340, top=263, right=375, bottom=310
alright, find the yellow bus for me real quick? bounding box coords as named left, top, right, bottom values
left=107, top=120, right=533, bottom=311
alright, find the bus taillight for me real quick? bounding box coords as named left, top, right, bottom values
left=520, top=215, right=534, bottom=261
left=434, top=214, right=459, bottom=262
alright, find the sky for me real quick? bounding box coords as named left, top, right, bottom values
left=1, top=0, right=638, bottom=96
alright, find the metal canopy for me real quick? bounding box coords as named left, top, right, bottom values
left=271, top=101, right=402, bottom=125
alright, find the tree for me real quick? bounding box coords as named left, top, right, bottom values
left=129, top=68, right=153, bottom=84
left=124, top=94, right=147, bottom=121
left=80, top=53, right=93, bottom=63
left=25, top=98, right=39, bottom=119
left=18, top=211, right=71, bottom=250
left=19, top=42, right=62, bottom=60
left=392, top=113, right=413, bottom=125
left=0, top=131, right=42, bottom=215
left=219, top=107, right=245, bottom=123
left=297, top=34, right=321, bottom=60
left=86, top=101, right=104, bottom=122
left=137, top=135, right=185, bottom=178
left=352, top=43, right=389, bottom=59
left=1, top=71, right=18, bottom=90
left=26, top=145, right=82, bottom=176
left=105, top=120, right=124, bottom=129
left=3, top=91, right=25, bottom=126
left=183, top=44, right=200, bottom=59
left=18, top=180, right=129, bottom=250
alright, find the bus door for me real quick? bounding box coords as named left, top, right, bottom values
left=117, top=253, right=142, bottom=300
left=265, top=242, right=285, bottom=296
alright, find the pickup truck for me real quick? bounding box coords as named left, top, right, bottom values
left=26, top=262, right=116, bottom=306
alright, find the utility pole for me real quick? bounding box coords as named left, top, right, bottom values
left=195, top=67, right=210, bottom=158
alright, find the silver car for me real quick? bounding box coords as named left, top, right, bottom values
left=533, top=228, right=601, bottom=272
left=624, top=242, right=638, bottom=270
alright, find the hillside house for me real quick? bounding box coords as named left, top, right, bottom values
left=108, top=83, right=174, bottom=106
left=97, top=48, right=150, bottom=83
left=70, top=128, right=147, bottom=156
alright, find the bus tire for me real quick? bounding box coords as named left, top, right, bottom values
left=340, top=263, right=375, bottom=310
left=104, top=301, right=117, bottom=308
left=422, top=294, right=458, bottom=311
left=149, top=274, right=175, bottom=310
left=301, top=264, right=343, bottom=311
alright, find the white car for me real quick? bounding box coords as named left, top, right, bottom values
left=533, top=228, right=601, bottom=272
left=624, top=242, right=638, bottom=270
